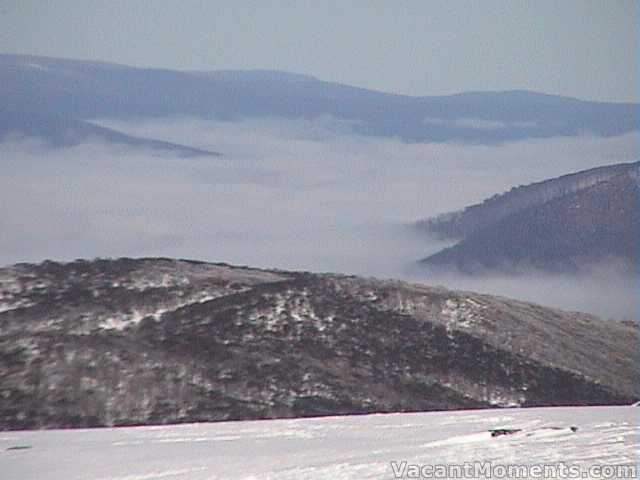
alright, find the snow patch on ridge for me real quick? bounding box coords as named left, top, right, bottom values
left=98, top=293, right=218, bottom=331
left=248, top=290, right=332, bottom=333
left=440, top=297, right=487, bottom=330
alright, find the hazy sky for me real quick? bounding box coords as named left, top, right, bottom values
left=0, top=0, right=637, bottom=102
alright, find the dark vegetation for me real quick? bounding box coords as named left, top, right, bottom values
left=0, top=258, right=637, bottom=430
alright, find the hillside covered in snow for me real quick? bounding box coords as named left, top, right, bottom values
left=2, top=405, right=637, bottom=479
left=0, top=258, right=637, bottom=430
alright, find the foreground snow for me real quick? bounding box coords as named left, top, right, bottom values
left=1, top=406, right=637, bottom=479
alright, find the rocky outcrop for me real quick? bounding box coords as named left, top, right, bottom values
left=0, top=258, right=637, bottom=430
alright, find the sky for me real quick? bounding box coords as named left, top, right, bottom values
left=0, top=0, right=637, bottom=102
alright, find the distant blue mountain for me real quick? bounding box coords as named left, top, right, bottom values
left=0, top=109, right=219, bottom=156
left=417, top=161, right=640, bottom=274
left=0, top=53, right=637, bottom=145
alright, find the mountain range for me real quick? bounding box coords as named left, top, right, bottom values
left=1, top=257, right=637, bottom=430
left=1, top=54, right=637, bottom=154
left=0, top=109, right=219, bottom=157
left=417, top=161, right=639, bottom=274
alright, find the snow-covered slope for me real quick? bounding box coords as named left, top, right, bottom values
left=1, top=405, right=637, bottom=479
left=1, top=258, right=637, bottom=431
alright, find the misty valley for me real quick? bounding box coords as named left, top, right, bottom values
left=0, top=51, right=638, bottom=480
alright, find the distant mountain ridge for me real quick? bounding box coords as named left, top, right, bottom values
left=1, top=53, right=637, bottom=146
left=417, top=162, right=639, bottom=273
left=417, top=162, right=639, bottom=240
left=0, top=258, right=637, bottom=430
left=0, top=108, right=220, bottom=156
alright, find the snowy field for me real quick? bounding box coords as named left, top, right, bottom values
left=1, top=406, right=637, bottom=479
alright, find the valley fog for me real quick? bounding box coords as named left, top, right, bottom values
left=1, top=117, right=637, bottom=319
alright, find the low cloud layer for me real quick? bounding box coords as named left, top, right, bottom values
left=406, top=262, right=637, bottom=322
left=1, top=117, right=637, bottom=319
left=423, top=117, right=541, bottom=130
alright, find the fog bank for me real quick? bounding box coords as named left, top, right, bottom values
left=1, top=117, right=637, bottom=319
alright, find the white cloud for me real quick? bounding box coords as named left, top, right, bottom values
left=1, top=117, right=637, bottom=318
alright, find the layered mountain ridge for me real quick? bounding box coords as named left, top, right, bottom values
left=1, top=54, right=637, bottom=150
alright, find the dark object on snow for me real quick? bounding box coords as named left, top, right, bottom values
left=490, top=428, right=522, bottom=438
left=543, top=426, right=578, bottom=433
left=6, top=445, right=32, bottom=451
left=491, top=426, right=578, bottom=438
